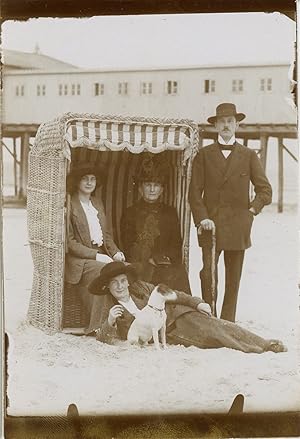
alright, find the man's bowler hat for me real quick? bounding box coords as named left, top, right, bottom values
left=207, top=103, right=246, bottom=124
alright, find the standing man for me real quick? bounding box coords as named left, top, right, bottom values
left=189, top=103, right=272, bottom=322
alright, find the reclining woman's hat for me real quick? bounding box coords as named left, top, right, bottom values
left=134, top=153, right=170, bottom=185
left=88, top=261, right=139, bottom=295
left=207, top=103, right=246, bottom=124
left=66, top=163, right=107, bottom=194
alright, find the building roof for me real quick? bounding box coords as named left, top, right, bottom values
left=4, top=61, right=291, bottom=77
left=2, top=49, right=78, bottom=71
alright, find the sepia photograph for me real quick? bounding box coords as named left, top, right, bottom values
left=2, top=10, right=299, bottom=423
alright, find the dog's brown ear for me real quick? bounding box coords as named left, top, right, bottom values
left=156, top=283, right=173, bottom=295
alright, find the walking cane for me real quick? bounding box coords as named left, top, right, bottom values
left=211, top=226, right=217, bottom=317
left=198, top=224, right=217, bottom=317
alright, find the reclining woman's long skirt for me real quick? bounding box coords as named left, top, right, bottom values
left=167, top=312, right=276, bottom=354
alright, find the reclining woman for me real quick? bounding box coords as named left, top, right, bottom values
left=88, top=261, right=286, bottom=354
left=65, top=164, right=125, bottom=332
left=121, top=154, right=191, bottom=294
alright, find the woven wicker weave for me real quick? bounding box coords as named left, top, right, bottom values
left=27, top=113, right=199, bottom=333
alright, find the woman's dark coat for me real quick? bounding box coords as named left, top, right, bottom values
left=95, top=280, right=203, bottom=343
left=120, top=199, right=190, bottom=292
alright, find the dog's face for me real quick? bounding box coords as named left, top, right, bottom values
left=154, top=284, right=177, bottom=301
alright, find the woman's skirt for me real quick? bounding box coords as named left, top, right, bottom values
left=76, top=259, right=108, bottom=334
left=167, top=311, right=284, bottom=354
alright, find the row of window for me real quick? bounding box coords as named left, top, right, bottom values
left=15, top=78, right=273, bottom=97
left=58, top=83, right=81, bottom=96
left=204, top=78, right=272, bottom=93
left=14, top=80, right=176, bottom=97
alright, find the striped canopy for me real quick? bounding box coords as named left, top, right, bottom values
left=64, top=117, right=193, bottom=154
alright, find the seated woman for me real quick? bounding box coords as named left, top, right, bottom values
left=120, top=154, right=191, bottom=293
left=65, top=164, right=125, bottom=332
left=88, top=261, right=287, bottom=354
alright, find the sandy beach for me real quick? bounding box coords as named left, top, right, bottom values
left=4, top=205, right=300, bottom=416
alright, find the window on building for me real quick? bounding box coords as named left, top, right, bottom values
left=118, top=82, right=128, bottom=95
left=37, top=85, right=46, bottom=96
left=260, top=78, right=272, bottom=92
left=64, top=84, right=68, bottom=95
left=59, top=84, right=63, bottom=96
left=232, top=79, right=243, bottom=93
left=94, top=83, right=104, bottom=96
left=71, top=84, right=76, bottom=95
left=166, top=80, right=178, bottom=95
left=141, top=82, right=152, bottom=95
left=77, top=84, right=81, bottom=95
left=204, top=79, right=215, bottom=93
left=16, top=85, right=25, bottom=96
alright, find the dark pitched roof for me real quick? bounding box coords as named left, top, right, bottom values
left=2, top=49, right=78, bottom=71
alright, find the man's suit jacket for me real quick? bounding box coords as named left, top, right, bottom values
left=188, top=142, right=272, bottom=250
left=65, top=193, right=120, bottom=284
left=95, top=280, right=204, bottom=343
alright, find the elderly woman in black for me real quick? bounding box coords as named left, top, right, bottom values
left=121, top=154, right=191, bottom=293
left=65, top=164, right=125, bottom=332
left=88, top=261, right=287, bottom=354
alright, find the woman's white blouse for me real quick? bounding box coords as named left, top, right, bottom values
left=80, top=200, right=104, bottom=247
left=118, top=297, right=140, bottom=317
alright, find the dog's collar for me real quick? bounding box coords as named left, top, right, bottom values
left=147, top=304, right=164, bottom=312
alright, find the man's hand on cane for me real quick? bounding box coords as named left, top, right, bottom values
left=197, top=219, right=215, bottom=234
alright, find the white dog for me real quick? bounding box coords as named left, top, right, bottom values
left=127, top=284, right=177, bottom=350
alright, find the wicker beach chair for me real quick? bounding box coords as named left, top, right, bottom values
left=26, top=113, right=199, bottom=334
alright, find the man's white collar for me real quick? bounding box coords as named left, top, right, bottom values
left=218, top=135, right=236, bottom=145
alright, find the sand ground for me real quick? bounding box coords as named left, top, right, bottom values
left=3, top=206, right=300, bottom=416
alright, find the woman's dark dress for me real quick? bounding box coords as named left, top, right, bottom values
left=121, top=199, right=191, bottom=293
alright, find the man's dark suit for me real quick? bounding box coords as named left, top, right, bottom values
left=189, top=141, right=272, bottom=321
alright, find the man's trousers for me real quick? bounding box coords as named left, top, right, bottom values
left=200, top=246, right=245, bottom=322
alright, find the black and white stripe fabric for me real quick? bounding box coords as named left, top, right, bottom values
left=65, top=119, right=192, bottom=153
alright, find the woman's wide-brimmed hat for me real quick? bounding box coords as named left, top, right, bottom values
left=88, top=261, right=139, bottom=295
left=207, top=103, right=246, bottom=124
left=66, top=163, right=106, bottom=194
left=134, top=153, right=169, bottom=185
